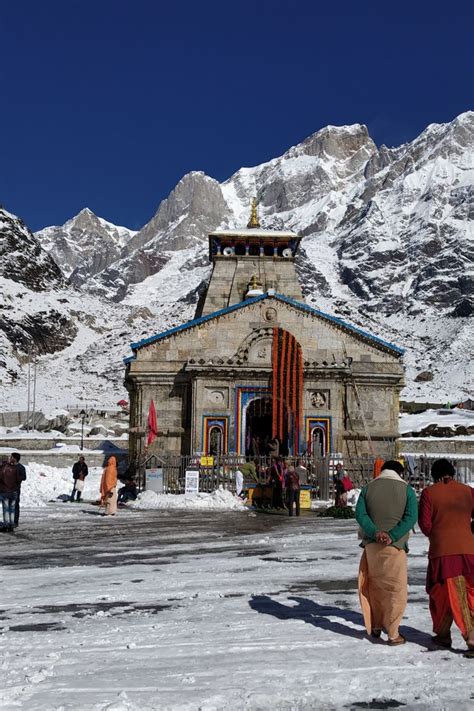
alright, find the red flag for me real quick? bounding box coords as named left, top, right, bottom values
left=147, top=399, right=158, bottom=446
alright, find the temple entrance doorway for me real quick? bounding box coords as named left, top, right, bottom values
left=245, top=397, right=288, bottom=457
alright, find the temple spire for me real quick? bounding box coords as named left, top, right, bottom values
left=247, top=197, right=260, bottom=228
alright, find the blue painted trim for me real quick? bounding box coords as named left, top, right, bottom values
left=274, top=294, right=405, bottom=355
left=234, top=385, right=270, bottom=455
left=201, top=414, right=229, bottom=454
left=304, top=415, right=333, bottom=456
left=125, top=292, right=404, bottom=358
left=130, top=294, right=266, bottom=350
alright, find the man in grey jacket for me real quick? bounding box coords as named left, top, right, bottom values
left=355, top=460, right=418, bottom=645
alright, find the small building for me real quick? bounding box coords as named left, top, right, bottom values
left=124, top=202, right=404, bottom=462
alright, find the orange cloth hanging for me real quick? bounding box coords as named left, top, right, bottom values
left=373, top=458, right=384, bottom=478
left=271, top=328, right=303, bottom=451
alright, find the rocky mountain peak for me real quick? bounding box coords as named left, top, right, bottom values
left=290, top=122, right=375, bottom=162
left=36, top=207, right=136, bottom=283
left=122, top=171, right=230, bottom=257
left=0, top=207, right=64, bottom=291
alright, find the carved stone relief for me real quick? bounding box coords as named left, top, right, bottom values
left=263, top=307, right=277, bottom=322
left=248, top=337, right=273, bottom=364
left=309, top=390, right=330, bottom=409
left=205, top=388, right=228, bottom=407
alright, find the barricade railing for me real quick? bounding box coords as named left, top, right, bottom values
left=136, top=453, right=473, bottom=497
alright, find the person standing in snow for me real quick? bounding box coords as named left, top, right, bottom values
left=355, top=460, right=418, bottom=645
left=10, top=452, right=26, bottom=528
left=0, top=458, right=23, bottom=532
left=71, top=455, right=89, bottom=502
left=418, top=459, right=474, bottom=653
left=100, top=455, right=118, bottom=515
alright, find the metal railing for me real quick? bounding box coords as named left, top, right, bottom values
left=136, top=453, right=473, bottom=497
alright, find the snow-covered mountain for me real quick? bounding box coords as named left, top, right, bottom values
left=1, top=112, right=472, bottom=410
left=36, top=207, right=136, bottom=284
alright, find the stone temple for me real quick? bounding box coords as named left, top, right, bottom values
left=124, top=202, right=404, bottom=462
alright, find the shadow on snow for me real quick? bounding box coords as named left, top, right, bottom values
left=248, top=595, right=433, bottom=649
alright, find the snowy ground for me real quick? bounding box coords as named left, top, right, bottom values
left=1, top=494, right=473, bottom=709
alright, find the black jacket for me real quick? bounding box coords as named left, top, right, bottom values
left=0, top=462, right=23, bottom=494
left=16, top=462, right=27, bottom=483
left=72, top=461, right=89, bottom=480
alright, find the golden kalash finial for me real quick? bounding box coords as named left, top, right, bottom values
left=249, top=274, right=262, bottom=290
left=246, top=273, right=264, bottom=297
left=247, top=197, right=260, bottom=228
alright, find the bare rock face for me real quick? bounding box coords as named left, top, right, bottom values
left=125, top=171, right=230, bottom=254
left=0, top=310, right=77, bottom=356
left=415, top=370, right=434, bottom=382
left=0, top=207, right=64, bottom=291
left=81, top=172, right=230, bottom=300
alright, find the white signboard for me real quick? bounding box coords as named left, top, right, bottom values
left=185, top=469, right=199, bottom=496
left=147, top=467, right=164, bottom=494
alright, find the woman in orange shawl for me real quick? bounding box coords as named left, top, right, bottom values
left=100, top=455, right=118, bottom=515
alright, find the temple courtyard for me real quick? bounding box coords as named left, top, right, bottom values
left=1, top=499, right=472, bottom=711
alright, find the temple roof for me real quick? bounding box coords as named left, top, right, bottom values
left=124, top=293, right=404, bottom=363
left=209, top=228, right=298, bottom=239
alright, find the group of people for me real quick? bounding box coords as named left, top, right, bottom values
left=0, top=453, right=27, bottom=532
left=356, top=458, right=474, bottom=654
left=241, top=457, right=309, bottom=516
left=70, top=454, right=137, bottom=514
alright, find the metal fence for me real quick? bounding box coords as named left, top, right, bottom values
left=137, top=452, right=473, bottom=498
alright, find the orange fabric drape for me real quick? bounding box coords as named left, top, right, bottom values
left=358, top=544, right=408, bottom=639
left=271, top=328, right=303, bottom=451
left=373, top=458, right=385, bottom=478
left=100, top=456, right=118, bottom=502
left=429, top=575, right=474, bottom=639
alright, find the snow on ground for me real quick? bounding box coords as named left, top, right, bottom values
left=399, top=407, right=474, bottom=435
left=19, top=463, right=103, bottom=507
left=18, top=463, right=246, bottom=512
left=130, top=488, right=245, bottom=511
left=1, top=505, right=472, bottom=710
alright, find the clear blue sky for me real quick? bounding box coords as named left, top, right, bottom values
left=1, top=0, right=472, bottom=231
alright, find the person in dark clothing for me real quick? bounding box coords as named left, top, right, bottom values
left=268, top=457, right=285, bottom=509
left=0, top=459, right=23, bottom=532
left=333, top=463, right=345, bottom=507
left=71, top=455, right=89, bottom=501
left=10, top=452, right=26, bottom=528
left=117, top=479, right=138, bottom=504
left=285, top=465, right=301, bottom=517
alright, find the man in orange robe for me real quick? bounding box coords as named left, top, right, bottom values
left=418, top=458, right=474, bottom=653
